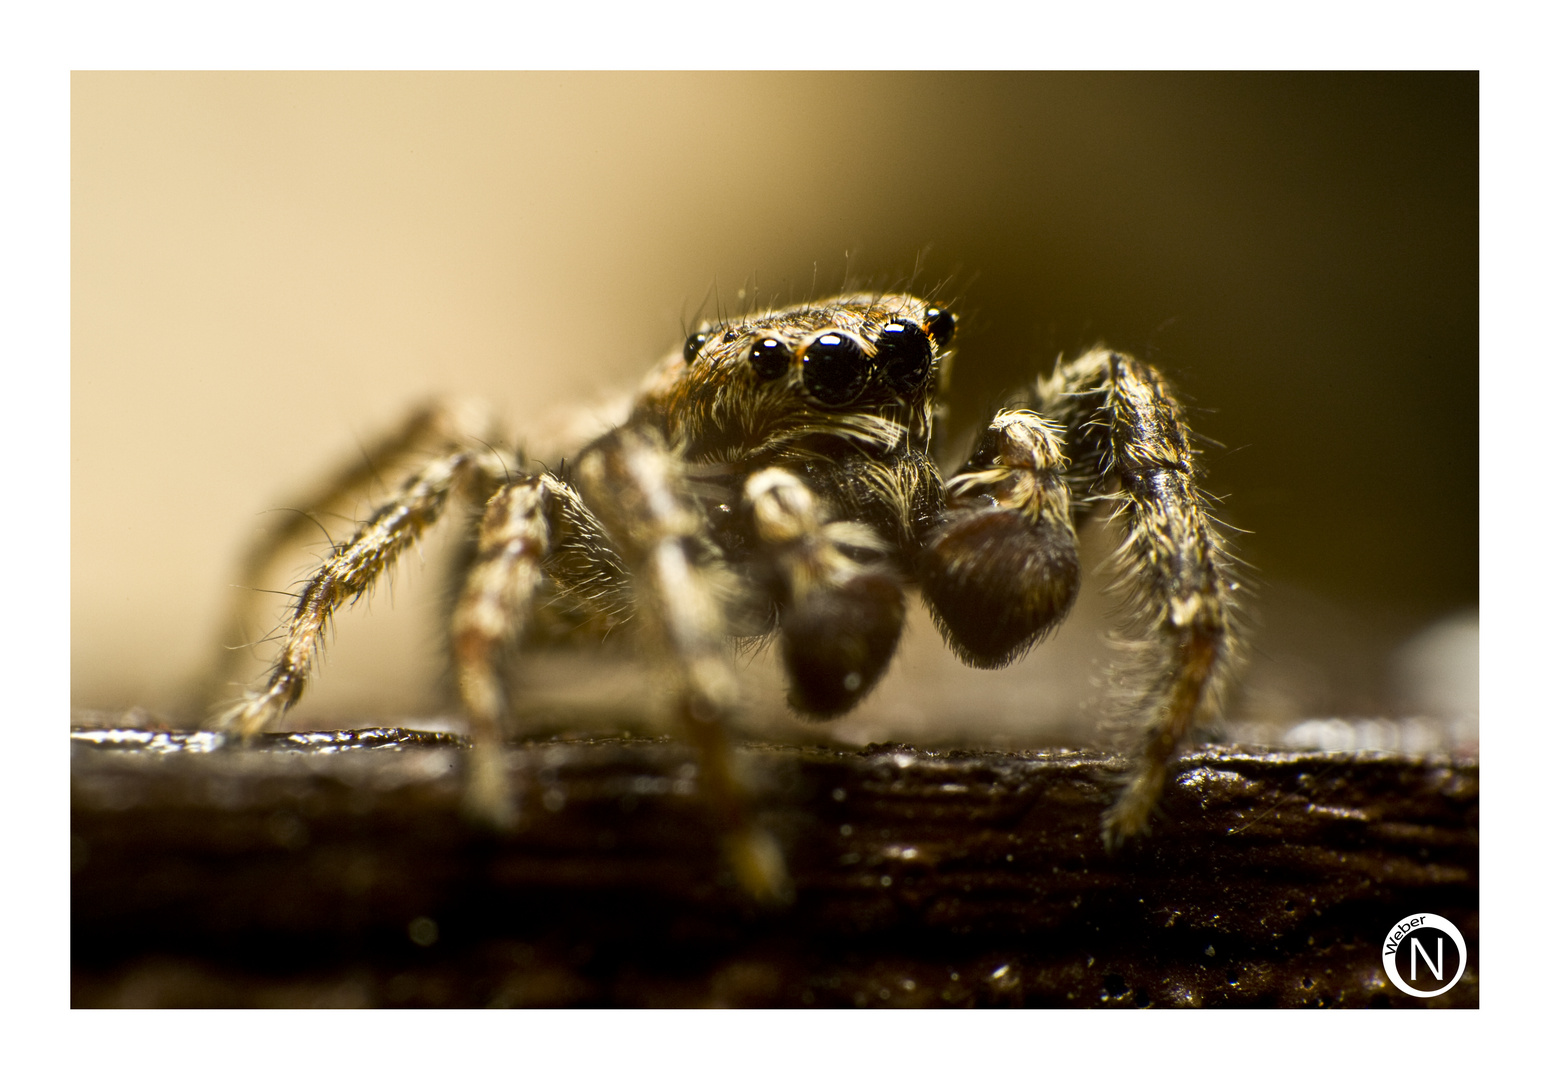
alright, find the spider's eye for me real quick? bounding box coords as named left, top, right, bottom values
left=748, top=336, right=792, bottom=381
left=801, top=331, right=871, bottom=407
left=873, top=319, right=934, bottom=394
left=684, top=331, right=712, bottom=363
left=924, top=306, right=956, bottom=348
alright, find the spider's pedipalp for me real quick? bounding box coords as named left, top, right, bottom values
left=918, top=410, right=1082, bottom=668
left=1038, top=349, right=1239, bottom=848
left=743, top=467, right=905, bottom=717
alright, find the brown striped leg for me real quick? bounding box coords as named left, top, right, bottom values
left=742, top=467, right=905, bottom=717
left=918, top=410, right=1082, bottom=667
left=1037, top=349, right=1239, bottom=848
left=451, top=477, right=555, bottom=829
left=212, top=448, right=507, bottom=738
left=194, top=401, right=497, bottom=713
left=447, top=472, right=633, bottom=827
left=574, top=427, right=792, bottom=904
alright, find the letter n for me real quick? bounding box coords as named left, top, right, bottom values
left=1412, top=936, right=1445, bottom=981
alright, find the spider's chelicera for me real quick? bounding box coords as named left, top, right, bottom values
left=209, top=293, right=1238, bottom=902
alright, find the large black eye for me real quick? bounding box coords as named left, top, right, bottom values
left=873, top=319, right=934, bottom=394
left=748, top=336, right=791, bottom=381
left=924, top=306, right=955, bottom=348
left=801, top=332, right=871, bottom=407
left=683, top=331, right=712, bottom=363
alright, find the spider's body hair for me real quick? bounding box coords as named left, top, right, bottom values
left=527, top=475, right=635, bottom=638
left=209, top=291, right=1239, bottom=897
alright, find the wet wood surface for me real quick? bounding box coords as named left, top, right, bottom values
left=71, top=728, right=1478, bottom=1008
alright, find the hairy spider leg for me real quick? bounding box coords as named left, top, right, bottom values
left=451, top=477, right=553, bottom=829
left=574, top=426, right=792, bottom=905
left=741, top=467, right=906, bottom=716
left=212, top=447, right=510, bottom=738
left=1038, top=349, right=1239, bottom=849
left=194, top=401, right=497, bottom=712
left=449, top=471, right=631, bottom=827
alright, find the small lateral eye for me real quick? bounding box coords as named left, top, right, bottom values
left=748, top=336, right=792, bottom=381
left=924, top=306, right=956, bottom=348
left=801, top=331, right=870, bottom=407
left=683, top=331, right=712, bottom=363
left=873, top=319, right=934, bottom=394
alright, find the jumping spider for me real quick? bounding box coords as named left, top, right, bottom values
left=208, top=292, right=1238, bottom=902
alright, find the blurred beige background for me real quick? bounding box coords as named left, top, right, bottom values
left=72, top=72, right=1477, bottom=747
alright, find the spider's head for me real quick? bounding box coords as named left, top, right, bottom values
left=636, top=293, right=956, bottom=462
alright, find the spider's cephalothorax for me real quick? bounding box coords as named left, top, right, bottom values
left=632, top=295, right=959, bottom=715
left=208, top=292, right=1238, bottom=903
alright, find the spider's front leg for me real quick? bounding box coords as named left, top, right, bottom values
left=1041, top=349, right=1239, bottom=848
left=573, top=427, right=792, bottom=904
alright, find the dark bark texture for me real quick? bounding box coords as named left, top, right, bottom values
left=71, top=728, right=1478, bottom=1008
